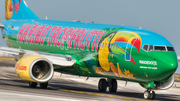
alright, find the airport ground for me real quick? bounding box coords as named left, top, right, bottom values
left=0, top=57, right=180, bottom=101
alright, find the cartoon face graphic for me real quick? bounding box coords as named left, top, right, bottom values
left=5, top=0, right=13, bottom=20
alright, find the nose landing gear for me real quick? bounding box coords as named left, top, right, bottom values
left=144, top=89, right=155, bottom=100
left=98, top=78, right=117, bottom=93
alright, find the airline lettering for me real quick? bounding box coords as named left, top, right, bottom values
left=15, top=63, right=27, bottom=71
left=139, top=60, right=157, bottom=65
left=17, top=24, right=105, bottom=51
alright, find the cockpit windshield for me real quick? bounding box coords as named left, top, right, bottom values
left=143, top=44, right=175, bottom=52
left=154, top=46, right=166, bottom=51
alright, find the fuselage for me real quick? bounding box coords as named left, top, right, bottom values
left=1, top=19, right=178, bottom=83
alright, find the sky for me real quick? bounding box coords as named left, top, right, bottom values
left=0, top=0, right=180, bottom=73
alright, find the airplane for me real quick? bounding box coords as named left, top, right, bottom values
left=0, top=0, right=178, bottom=100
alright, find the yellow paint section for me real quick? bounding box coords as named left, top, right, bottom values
left=123, top=69, right=135, bottom=79
left=95, top=67, right=104, bottom=75
left=98, top=37, right=110, bottom=71
left=117, top=63, right=123, bottom=74
left=5, top=0, right=13, bottom=20
left=110, top=31, right=141, bottom=44
left=15, top=55, right=47, bottom=82
left=109, top=62, right=120, bottom=77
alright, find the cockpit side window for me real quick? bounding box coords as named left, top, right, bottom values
left=167, top=46, right=175, bottom=52
left=143, top=45, right=149, bottom=51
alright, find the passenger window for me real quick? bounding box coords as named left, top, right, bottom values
left=167, top=46, right=175, bottom=52
left=143, top=45, right=148, bottom=51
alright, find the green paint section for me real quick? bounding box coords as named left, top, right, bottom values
left=2, top=26, right=178, bottom=84
left=143, top=82, right=155, bottom=89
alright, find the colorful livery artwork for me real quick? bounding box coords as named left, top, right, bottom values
left=0, top=0, right=178, bottom=100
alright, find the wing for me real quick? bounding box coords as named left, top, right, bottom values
left=0, top=46, right=76, bottom=66
left=0, top=23, right=4, bottom=29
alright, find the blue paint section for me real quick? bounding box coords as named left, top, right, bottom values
left=3, top=19, right=173, bottom=49
left=112, top=42, right=127, bottom=48
left=118, top=28, right=173, bottom=47
left=11, top=0, right=39, bottom=20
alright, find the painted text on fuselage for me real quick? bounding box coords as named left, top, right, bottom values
left=17, top=23, right=105, bottom=51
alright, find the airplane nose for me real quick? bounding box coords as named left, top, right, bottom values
left=167, top=58, right=178, bottom=72
left=157, top=52, right=178, bottom=77
left=150, top=52, right=177, bottom=82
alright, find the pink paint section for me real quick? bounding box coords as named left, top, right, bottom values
left=17, top=23, right=106, bottom=51
left=32, top=25, right=41, bottom=44
left=68, top=29, right=77, bottom=48
left=34, top=25, right=46, bottom=44
left=73, top=29, right=82, bottom=48
left=74, top=29, right=86, bottom=49
left=47, top=26, right=58, bottom=45
left=79, top=29, right=89, bottom=49
left=40, top=25, right=51, bottom=45
left=92, top=31, right=105, bottom=50
left=23, top=24, right=32, bottom=43
left=15, top=3, right=19, bottom=13
left=85, top=30, right=96, bottom=50
left=28, top=24, right=38, bottom=44
left=90, top=30, right=98, bottom=50
left=68, top=29, right=78, bottom=48
left=84, top=30, right=105, bottom=50
left=56, top=27, right=68, bottom=47
left=17, top=24, right=28, bottom=42
left=69, top=29, right=77, bottom=48
left=51, top=27, right=62, bottom=46
left=95, top=31, right=105, bottom=50
left=62, top=28, right=74, bottom=47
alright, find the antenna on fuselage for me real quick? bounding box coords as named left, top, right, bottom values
left=84, top=17, right=87, bottom=24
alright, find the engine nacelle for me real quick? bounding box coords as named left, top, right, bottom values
left=15, top=55, right=54, bottom=83
left=139, top=75, right=174, bottom=90
left=154, top=75, right=174, bottom=90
